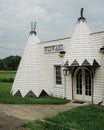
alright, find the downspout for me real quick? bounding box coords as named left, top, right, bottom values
left=63, top=68, right=67, bottom=99
left=92, top=72, right=94, bottom=104
left=102, top=39, right=104, bottom=104
left=72, top=74, right=74, bottom=100
left=98, top=47, right=104, bottom=105
left=102, top=52, right=104, bottom=103
left=101, top=39, right=104, bottom=104
left=64, top=75, right=66, bottom=99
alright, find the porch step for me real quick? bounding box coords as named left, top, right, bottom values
left=71, top=100, right=91, bottom=105
left=72, top=100, right=85, bottom=104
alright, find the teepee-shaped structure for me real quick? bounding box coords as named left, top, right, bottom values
left=63, top=8, right=100, bottom=68
left=11, top=22, right=46, bottom=97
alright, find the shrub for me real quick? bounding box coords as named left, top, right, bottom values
left=0, top=78, right=14, bottom=83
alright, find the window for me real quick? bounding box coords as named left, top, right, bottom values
left=55, top=65, right=62, bottom=85
left=76, top=69, right=82, bottom=95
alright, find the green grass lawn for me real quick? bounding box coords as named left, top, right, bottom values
left=0, top=71, right=69, bottom=104
left=22, top=105, right=104, bottom=130
left=0, top=82, right=69, bottom=104
left=0, top=71, right=16, bottom=82
left=1, top=71, right=104, bottom=129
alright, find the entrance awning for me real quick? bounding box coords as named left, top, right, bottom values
left=63, top=59, right=100, bottom=68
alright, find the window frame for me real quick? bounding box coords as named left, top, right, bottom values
left=54, top=65, right=62, bottom=85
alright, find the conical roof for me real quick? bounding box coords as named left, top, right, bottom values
left=11, top=26, right=45, bottom=97
left=63, top=8, right=100, bottom=67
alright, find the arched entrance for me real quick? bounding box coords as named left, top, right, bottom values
left=73, top=67, right=92, bottom=102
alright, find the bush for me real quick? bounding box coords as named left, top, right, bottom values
left=0, top=78, right=14, bottom=83
left=0, top=71, right=16, bottom=83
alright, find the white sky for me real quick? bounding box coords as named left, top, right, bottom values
left=0, top=0, right=104, bottom=58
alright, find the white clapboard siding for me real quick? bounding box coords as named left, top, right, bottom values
left=90, top=32, right=104, bottom=104
left=63, top=20, right=95, bottom=66
left=65, top=75, right=72, bottom=99
left=11, top=12, right=104, bottom=105
left=38, top=37, right=72, bottom=98
left=11, top=33, right=46, bottom=97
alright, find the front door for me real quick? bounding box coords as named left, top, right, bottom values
left=74, top=68, right=92, bottom=101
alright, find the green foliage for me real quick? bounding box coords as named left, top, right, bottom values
left=0, top=71, right=16, bottom=82
left=0, top=55, right=21, bottom=70
left=24, top=105, right=104, bottom=130
left=0, top=82, right=69, bottom=104
left=45, top=105, right=104, bottom=130
left=0, top=78, right=14, bottom=83
left=27, top=120, right=70, bottom=130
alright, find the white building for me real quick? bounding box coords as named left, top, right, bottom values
left=11, top=9, right=104, bottom=105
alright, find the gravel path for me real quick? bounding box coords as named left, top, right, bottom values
left=0, top=111, right=27, bottom=130
left=0, top=103, right=85, bottom=130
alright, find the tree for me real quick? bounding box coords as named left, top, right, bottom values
left=0, top=55, right=21, bottom=70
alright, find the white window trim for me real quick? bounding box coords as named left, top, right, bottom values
left=54, top=65, right=63, bottom=87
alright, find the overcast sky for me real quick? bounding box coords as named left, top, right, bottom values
left=0, top=0, right=104, bottom=58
